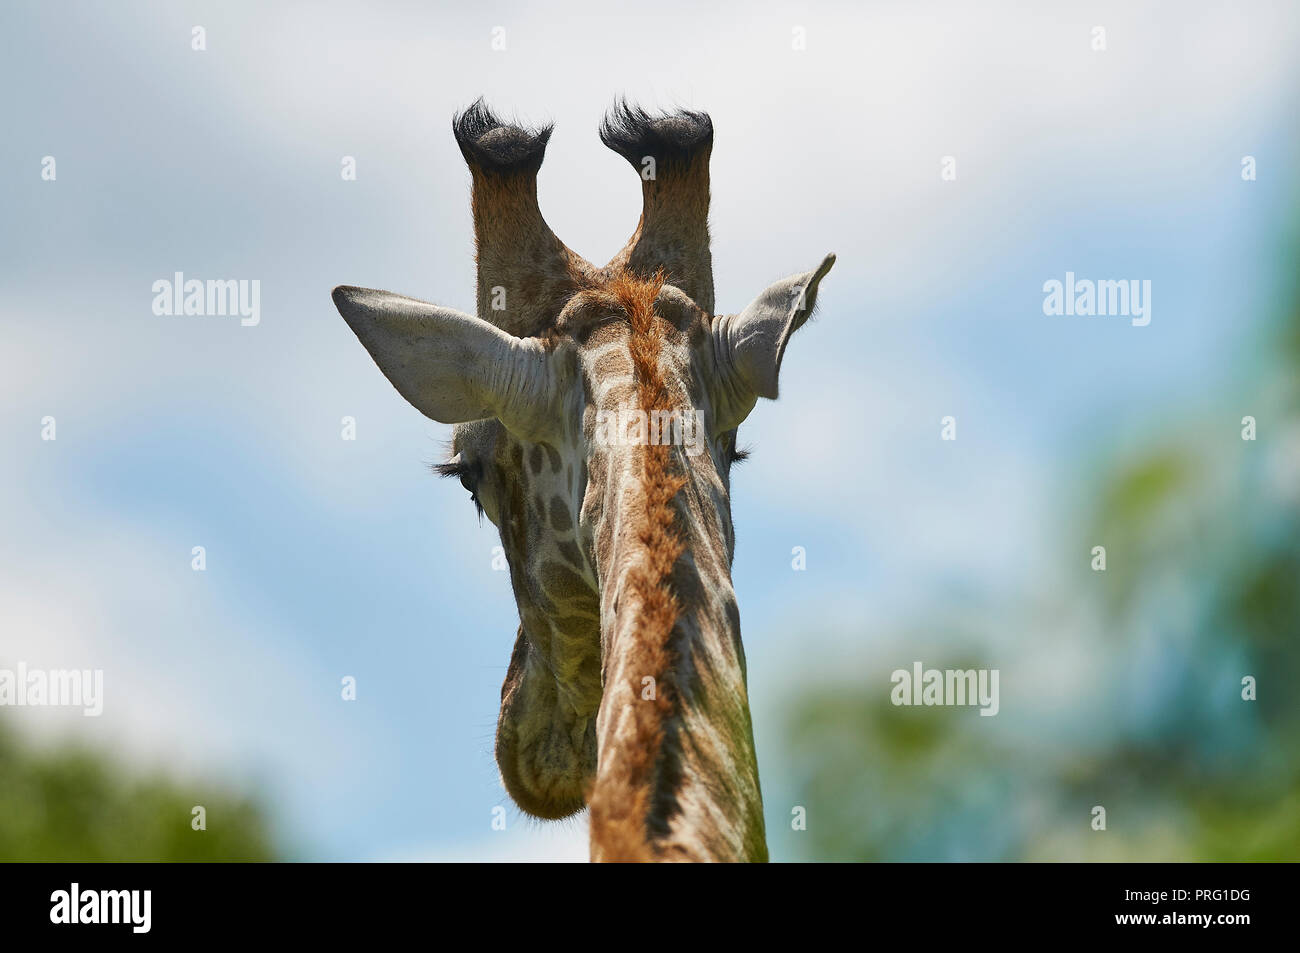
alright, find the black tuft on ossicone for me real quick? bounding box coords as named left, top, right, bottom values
left=599, top=100, right=713, bottom=170
left=452, top=97, right=554, bottom=176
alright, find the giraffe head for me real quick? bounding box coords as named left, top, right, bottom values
left=332, top=100, right=834, bottom=840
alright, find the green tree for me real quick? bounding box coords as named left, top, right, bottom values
left=0, top=721, right=278, bottom=861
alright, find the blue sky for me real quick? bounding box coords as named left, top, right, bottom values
left=2, top=0, right=1297, bottom=860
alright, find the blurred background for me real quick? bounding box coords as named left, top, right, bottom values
left=1, top=0, right=1297, bottom=861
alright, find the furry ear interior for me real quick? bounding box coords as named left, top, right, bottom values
left=332, top=286, right=564, bottom=440
left=712, top=254, right=835, bottom=427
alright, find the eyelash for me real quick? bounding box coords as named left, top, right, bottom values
left=434, top=458, right=485, bottom=518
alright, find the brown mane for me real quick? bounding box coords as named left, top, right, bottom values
left=585, top=269, right=689, bottom=860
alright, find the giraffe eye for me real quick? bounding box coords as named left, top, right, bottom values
left=433, top=455, right=485, bottom=517
left=724, top=436, right=750, bottom=466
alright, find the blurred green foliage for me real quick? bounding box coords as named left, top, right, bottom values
left=0, top=721, right=277, bottom=861
left=781, top=234, right=1300, bottom=862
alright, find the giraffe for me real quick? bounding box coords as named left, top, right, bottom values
left=331, top=100, right=835, bottom=862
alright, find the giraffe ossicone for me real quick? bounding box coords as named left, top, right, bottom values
left=332, top=98, right=835, bottom=862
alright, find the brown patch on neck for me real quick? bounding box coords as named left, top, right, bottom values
left=586, top=269, right=689, bottom=861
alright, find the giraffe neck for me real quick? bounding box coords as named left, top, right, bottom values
left=585, top=448, right=766, bottom=862
left=584, top=278, right=766, bottom=862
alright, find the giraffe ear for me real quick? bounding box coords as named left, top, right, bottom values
left=713, top=254, right=835, bottom=427
left=332, top=286, right=564, bottom=440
